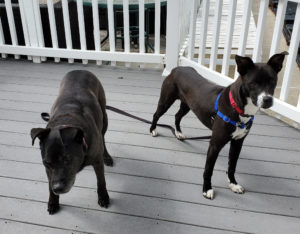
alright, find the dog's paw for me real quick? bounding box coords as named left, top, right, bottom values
left=175, top=130, right=185, bottom=140
left=98, top=193, right=110, bottom=208
left=203, top=189, right=214, bottom=200
left=47, top=203, right=60, bottom=215
left=229, top=183, right=245, bottom=194
left=104, top=156, right=114, bottom=167
left=151, top=129, right=158, bottom=137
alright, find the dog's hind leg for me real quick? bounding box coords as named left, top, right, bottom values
left=175, top=102, right=190, bottom=140
left=150, top=78, right=177, bottom=136
left=103, top=139, right=113, bottom=166
left=102, top=110, right=113, bottom=167
left=150, top=97, right=176, bottom=137
left=227, top=138, right=245, bottom=194
left=97, top=85, right=113, bottom=167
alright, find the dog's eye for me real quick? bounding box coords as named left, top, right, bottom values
left=249, top=83, right=257, bottom=89
left=43, top=160, right=53, bottom=168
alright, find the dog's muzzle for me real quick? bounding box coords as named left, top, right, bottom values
left=261, top=96, right=273, bottom=109
left=257, top=92, right=273, bottom=109
left=52, top=178, right=75, bottom=195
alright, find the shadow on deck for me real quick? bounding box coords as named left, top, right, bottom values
left=0, top=60, right=300, bottom=234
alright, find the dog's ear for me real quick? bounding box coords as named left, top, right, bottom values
left=60, top=127, right=87, bottom=152
left=74, top=128, right=88, bottom=152
left=41, top=112, right=50, bottom=122
left=30, top=128, right=50, bottom=146
left=235, top=55, right=255, bottom=76
left=267, top=51, right=288, bottom=73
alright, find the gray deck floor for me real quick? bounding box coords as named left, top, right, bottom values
left=0, top=60, right=300, bottom=234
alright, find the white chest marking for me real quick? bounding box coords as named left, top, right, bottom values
left=232, top=126, right=249, bottom=139
left=231, top=97, right=259, bottom=139
left=244, top=97, right=259, bottom=115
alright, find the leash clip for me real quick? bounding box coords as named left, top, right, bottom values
left=237, top=123, right=245, bottom=129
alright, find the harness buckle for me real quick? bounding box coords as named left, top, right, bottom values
left=223, top=116, right=230, bottom=123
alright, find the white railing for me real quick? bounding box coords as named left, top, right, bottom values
left=0, top=0, right=166, bottom=65
left=163, top=0, right=194, bottom=75
left=0, top=0, right=300, bottom=125
left=178, top=0, right=193, bottom=55
left=179, top=0, right=300, bottom=124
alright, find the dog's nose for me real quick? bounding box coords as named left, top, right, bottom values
left=52, top=182, right=68, bottom=195
left=262, top=96, right=273, bottom=109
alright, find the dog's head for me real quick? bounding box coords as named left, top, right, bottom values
left=235, top=51, right=288, bottom=109
left=31, top=126, right=87, bottom=195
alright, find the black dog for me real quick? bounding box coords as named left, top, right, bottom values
left=31, top=70, right=113, bottom=214
left=150, top=52, right=288, bottom=199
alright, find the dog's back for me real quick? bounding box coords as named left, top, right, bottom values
left=168, top=67, right=222, bottom=99
left=50, top=70, right=106, bottom=130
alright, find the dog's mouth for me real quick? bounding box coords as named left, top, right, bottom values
left=52, top=177, right=75, bottom=195
left=261, top=99, right=273, bottom=109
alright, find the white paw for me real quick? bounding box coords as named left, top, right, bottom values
left=229, top=183, right=245, bottom=194
left=151, top=129, right=158, bottom=137
left=203, top=189, right=214, bottom=199
left=175, top=130, right=185, bottom=140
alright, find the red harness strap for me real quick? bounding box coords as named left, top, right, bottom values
left=229, top=91, right=247, bottom=117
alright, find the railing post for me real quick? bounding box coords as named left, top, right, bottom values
left=221, top=0, right=237, bottom=76
left=209, top=0, right=222, bottom=71
left=19, top=0, right=41, bottom=63
left=198, top=0, right=209, bottom=65
left=187, top=0, right=198, bottom=61
left=234, top=0, right=253, bottom=79
left=163, top=0, right=180, bottom=76
left=269, top=0, right=287, bottom=56
left=280, top=2, right=300, bottom=103
left=252, top=0, right=268, bottom=62
left=0, top=19, right=7, bottom=58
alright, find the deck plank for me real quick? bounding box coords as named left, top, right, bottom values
left=1, top=177, right=300, bottom=234
left=0, top=219, right=85, bottom=234
left=1, top=196, right=225, bottom=234
left=0, top=96, right=287, bottom=127
left=0, top=60, right=300, bottom=234
left=1, top=106, right=299, bottom=138
left=1, top=139, right=300, bottom=179
left=1, top=126, right=300, bottom=168
left=1, top=151, right=300, bottom=198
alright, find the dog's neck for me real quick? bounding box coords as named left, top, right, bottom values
left=47, top=112, right=84, bottom=130
left=230, top=78, right=259, bottom=116
left=244, top=98, right=259, bottom=116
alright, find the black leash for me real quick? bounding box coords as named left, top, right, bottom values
left=106, top=105, right=211, bottom=141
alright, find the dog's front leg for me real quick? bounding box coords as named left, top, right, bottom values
left=227, top=138, right=245, bottom=194
left=203, top=131, right=229, bottom=200
left=45, top=169, right=60, bottom=215
left=93, top=161, right=110, bottom=208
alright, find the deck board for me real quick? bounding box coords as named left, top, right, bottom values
left=1, top=60, right=300, bottom=234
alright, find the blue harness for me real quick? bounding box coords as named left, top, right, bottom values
left=214, top=92, right=254, bottom=129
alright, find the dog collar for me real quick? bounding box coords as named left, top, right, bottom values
left=215, top=92, right=254, bottom=129
left=229, top=91, right=252, bottom=117
left=82, top=137, right=88, bottom=150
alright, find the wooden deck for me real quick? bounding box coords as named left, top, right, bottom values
left=0, top=60, right=300, bottom=234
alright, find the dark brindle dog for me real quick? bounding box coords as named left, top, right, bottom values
left=31, top=70, right=113, bottom=214
left=150, top=52, right=288, bottom=199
